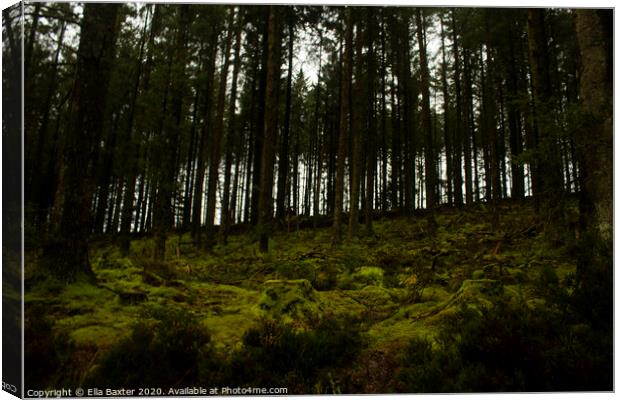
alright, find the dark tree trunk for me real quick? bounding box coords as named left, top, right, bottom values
left=527, top=8, right=565, bottom=240
left=191, top=24, right=220, bottom=242
left=483, top=20, right=500, bottom=229
left=29, top=20, right=66, bottom=227
left=276, top=11, right=296, bottom=220
left=153, top=5, right=191, bottom=260
left=46, top=3, right=120, bottom=281
left=416, top=9, right=437, bottom=228
left=451, top=10, right=464, bottom=206
left=574, top=9, right=613, bottom=244
left=219, top=12, right=243, bottom=244
left=365, top=8, right=377, bottom=235
left=119, top=9, right=151, bottom=254
left=440, top=16, right=453, bottom=206
left=258, top=6, right=283, bottom=252
left=332, top=8, right=352, bottom=244
left=205, top=8, right=236, bottom=249
left=506, top=20, right=525, bottom=200
left=379, top=12, right=388, bottom=212
left=181, top=86, right=201, bottom=232
left=251, top=10, right=270, bottom=226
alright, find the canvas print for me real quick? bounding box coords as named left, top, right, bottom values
left=2, top=1, right=613, bottom=396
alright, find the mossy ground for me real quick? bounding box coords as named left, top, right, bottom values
left=25, top=200, right=581, bottom=391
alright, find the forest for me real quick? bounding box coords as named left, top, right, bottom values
left=3, top=2, right=613, bottom=393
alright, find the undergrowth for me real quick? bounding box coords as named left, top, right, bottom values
left=24, top=200, right=612, bottom=393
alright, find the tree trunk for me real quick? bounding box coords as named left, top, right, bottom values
left=365, top=8, right=377, bottom=235
left=332, top=8, right=352, bottom=244
left=440, top=15, right=453, bottom=206
left=506, top=20, right=525, bottom=200
left=451, top=9, right=464, bottom=206
left=574, top=10, right=613, bottom=244
left=527, top=8, right=565, bottom=241
left=153, top=5, right=191, bottom=260
left=219, top=11, right=243, bottom=244
left=462, top=48, right=474, bottom=204
left=276, top=12, right=296, bottom=220
left=119, top=8, right=152, bottom=254
left=257, top=6, right=283, bottom=252
left=205, top=8, right=236, bottom=249
left=251, top=10, right=270, bottom=226
left=191, top=24, right=220, bottom=242
left=46, top=3, right=120, bottom=281
left=415, top=9, right=437, bottom=229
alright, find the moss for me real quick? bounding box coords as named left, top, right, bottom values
left=258, top=279, right=323, bottom=323
left=57, top=283, right=115, bottom=313
left=351, top=266, right=385, bottom=287
left=25, top=199, right=587, bottom=390
left=472, top=270, right=485, bottom=280
left=68, top=325, right=129, bottom=348
left=201, top=312, right=258, bottom=349
left=347, top=285, right=397, bottom=307
left=53, top=303, right=137, bottom=350
left=367, top=317, right=440, bottom=349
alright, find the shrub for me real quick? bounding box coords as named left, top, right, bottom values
left=222, top=318, right=362, bottom=392
left=395, top=296, right=612, bottom=392
left=25, top=307, right=63, bottom=388
left=85, top=306, right=211, bottom=389
left=400, top=265, right=434, bottom=303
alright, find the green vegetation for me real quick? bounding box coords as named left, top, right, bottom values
left=24, top=201, right=612, bottom=392
left=10, top=2, right=611, bottom=394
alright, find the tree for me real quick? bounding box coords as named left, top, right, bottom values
left=152, top=5, right=192, bottom=261
left=219, top=10, right=244, bottom=244
left=119, top=5, right=153, bottom=255
left=574, top=10, right=612, bottom=245
left=257, top=6, right=283, bottom=252
left=204, top=7, right=236, bottom=249
left=191, top=10, right=221, bottom=243
left=527, top=8, right=565, bottom=240
left=45, top=3, right=120, bottom=281
left=332, top=7, right=353, bottom=244
left=450, top=9, right=464, bottom=206
left=415, top=8, right=437, bottom=229
left=348, top=12, right=365, bottom=239
left=275, top=9, right=297, bottom=221
left=364, top=8, right=378, bottom=235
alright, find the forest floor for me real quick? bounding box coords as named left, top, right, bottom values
left=24, top=199, right=585, bottom=392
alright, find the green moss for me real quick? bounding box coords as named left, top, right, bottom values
left=25, top=198, right=585, bottom=389
left=258, top=279, right=322, bottom=322
left=57, top=283, right=115, bottom=313
left=68, top=325, right=129, bottom=348
left=351, top=266, right=385, bottom=287
left=367, top=316, right=440, bottom=349
left=201, top=312, right=258, bottom=349
left=472, top=270, right=485, bottom=280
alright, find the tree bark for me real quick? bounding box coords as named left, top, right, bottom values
left=191, top=22, right=220, bottom=242
left=205, top=8, right=236, bottom=249
left=219, top=10, right=243, bottom=244
left=332, top=8, right=352, bottom=244
left=276, top=11, right=296, bottom=221
left=574, top=9, right=613, bottom=244
left=46, top=3, right=120, bottom=281
left=527, top=8, right=565, bottom=241
left=153, top=5, right=191, bottom=260
left=258, top=6, right=283, bottom=252
left=416, top=8, right=437, bottom=229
